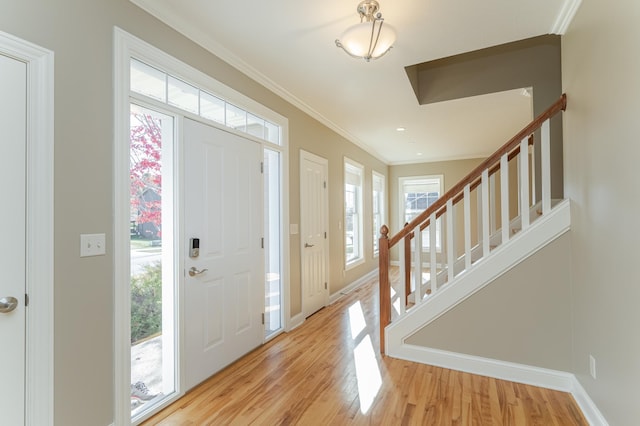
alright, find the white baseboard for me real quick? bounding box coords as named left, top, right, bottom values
left=329, top=268, right=378, bottom=304
left=388, top=344, right=608, bottom=425
left=287, top=312, right=304, bottom=332
left=391, top=344, right=574, bottom=391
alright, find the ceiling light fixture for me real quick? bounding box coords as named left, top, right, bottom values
left=335, top=0, right=396, bottom=62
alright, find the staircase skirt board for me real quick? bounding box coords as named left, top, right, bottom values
left=386, top=199, right=571, bottom=351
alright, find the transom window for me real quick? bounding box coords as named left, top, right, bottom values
left=130, top=59, right=281, bottom=145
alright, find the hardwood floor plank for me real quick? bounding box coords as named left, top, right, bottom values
left=142, top=272, right=588, bottom=425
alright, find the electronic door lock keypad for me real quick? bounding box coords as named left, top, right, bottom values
left=189, top=238, right=200, bottom=258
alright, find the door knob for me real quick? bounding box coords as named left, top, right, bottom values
left=304, top=243, right=314, bottom=248
left=188, top=267, right=208, bottom=277
left=0, top=297, right=18, bottom=313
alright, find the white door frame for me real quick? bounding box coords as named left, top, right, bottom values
left=0, top=30, right=55, bottom=425
left=299, top=150, right=330, bottom=317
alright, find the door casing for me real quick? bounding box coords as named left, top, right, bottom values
left=299, top=150, right=330, bottom=317
left=0, top=30, right=54, bottom=425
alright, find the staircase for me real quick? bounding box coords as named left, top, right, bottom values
left=378, top=94, right=568, bottom=355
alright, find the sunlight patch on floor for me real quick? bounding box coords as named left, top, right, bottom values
left=353, top=334, right=382, bottom=414
left=348, top=301, right=382, bottom=414
left=348, top=301, right=366, bottom=339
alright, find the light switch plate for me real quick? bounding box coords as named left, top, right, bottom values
left=80, top=233, right=106, bottom=257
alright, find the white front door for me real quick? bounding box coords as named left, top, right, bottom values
left=183, top=119, right=263, bottom=390
left=0, top=53, right=27, bottom=425
left=300, top=151, right=328, bottom=317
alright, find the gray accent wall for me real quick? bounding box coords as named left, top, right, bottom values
left=406, top=232, right=573, bottom=372
left=406, top=35, right=564, bottom=201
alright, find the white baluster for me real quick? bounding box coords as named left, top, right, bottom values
left=464, top=184, right=471, bottom=271
left=489, top=173, right=496, bottom=234
left=430, top=212, right=437, bottom=295
left=477, top=181, right=483, bottom=245
left=413, top=224, right=422, bottom=303
left=446, top=199, right=454, bottom=283
left=520, top=138, right=530, bottom=231
left=500, top=154, right=510, bottom=246
left=541, top=119, right=551, bottom=215
left=481, top=169, right=490, bottom=257
left=398, top=232, right=406, bottom=315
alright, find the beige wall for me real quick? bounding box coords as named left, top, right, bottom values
left=0, top=2, right=385, bottom=424
left=562, top=0, right=640, bottom=423
left=406, top=233, right=573, bottom=372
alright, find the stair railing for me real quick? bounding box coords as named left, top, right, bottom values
left=378, top=94, right=567, bottom=354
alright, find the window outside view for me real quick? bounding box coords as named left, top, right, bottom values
left=401, top=176, right=442, bottom=251
left=345, top=159, right=364, bottom=265
left=129, top=105, right=175, bottom=416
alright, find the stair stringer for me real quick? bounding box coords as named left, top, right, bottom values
left=386, top=198, right=571, bottom=359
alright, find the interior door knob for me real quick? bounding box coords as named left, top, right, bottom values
left=0, top=297, right=18, bottom=313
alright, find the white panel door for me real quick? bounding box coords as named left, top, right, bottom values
left=183, top=119, right=263, bottom=391
left=0, top=53, right=27, bottom=425
left=300, top=151, right=328, bottom=317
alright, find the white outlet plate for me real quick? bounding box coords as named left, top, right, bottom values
left=80, top=233, right=106, bottom=257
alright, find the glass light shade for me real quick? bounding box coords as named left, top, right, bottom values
left=338, top=20, right=396, bottom=60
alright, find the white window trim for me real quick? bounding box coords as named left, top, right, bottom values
left=114, top=27, right=290, bottom=425
left=344, top=157, right=365, bottom=269
left=372, top=170, right=386, bottom=258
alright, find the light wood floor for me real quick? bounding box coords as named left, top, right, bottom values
left=143, top=273, right=587, bottom=425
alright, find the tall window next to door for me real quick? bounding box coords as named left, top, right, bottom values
left=345, top=158, right=364, bottom=267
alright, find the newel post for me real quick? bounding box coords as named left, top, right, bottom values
left=379, top=224, right=390, bottom=354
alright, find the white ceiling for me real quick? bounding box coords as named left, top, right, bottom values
left=132, top=0, right=577, bottom=164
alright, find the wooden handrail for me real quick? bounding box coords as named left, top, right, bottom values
left=387, top=94, right=566, bottom=248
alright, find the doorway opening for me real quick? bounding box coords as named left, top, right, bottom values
left=115, top=28, right=290, bottom=425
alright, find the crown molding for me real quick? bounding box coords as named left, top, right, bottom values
left=550, top=0, right=583, bottom=34
left=129, top=0, right=390, bottom=164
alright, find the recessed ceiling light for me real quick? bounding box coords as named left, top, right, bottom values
left=396, top=127, right=406, bottom=132
left=417, top=152, right=423, bottom=156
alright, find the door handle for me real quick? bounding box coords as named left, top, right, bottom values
left=0, top=297, right=18, bottom=313
left=188, top=267, right=208, bottom=277
left=304, top=243, right=314, bottom=248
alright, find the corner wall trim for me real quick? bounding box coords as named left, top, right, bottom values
left=329, top=268, right=379, bottom=305
left=570, top=377, right=610, bottom=426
